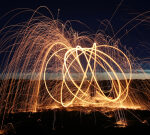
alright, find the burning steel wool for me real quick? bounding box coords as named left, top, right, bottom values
left=44, top=43, right=132, bottom=107
left=0, top=7, right=150, bottom=128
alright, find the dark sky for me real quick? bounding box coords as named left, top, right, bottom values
left=0, top=0, right=150, bottom=59
left=0, top=0, right=150, bottom=24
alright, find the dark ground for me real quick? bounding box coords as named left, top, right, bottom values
left=1, top=109, right=150, bottom=135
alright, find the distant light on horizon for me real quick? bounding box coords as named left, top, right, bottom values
left=1, top=71, right=150, bottom=80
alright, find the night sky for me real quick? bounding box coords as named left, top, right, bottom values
left=0, top=0, right=150, bottom=60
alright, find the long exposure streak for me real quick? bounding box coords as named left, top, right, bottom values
left=0, top=8, right=150, bottom=128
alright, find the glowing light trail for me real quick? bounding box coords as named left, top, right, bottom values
left=44, top=43, right=132, bottom=107
left=0, top=7, right=150, bottom=128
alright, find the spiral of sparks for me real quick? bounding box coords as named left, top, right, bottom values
left=44, top=43, right=132, bottom=107
left=1, top=8, right=150, bottom=128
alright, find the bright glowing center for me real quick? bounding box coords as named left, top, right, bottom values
left=44, top=43, right=132, bottom=107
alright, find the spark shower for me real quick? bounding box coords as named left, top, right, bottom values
left=0, top=7, right=150, bottom=128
